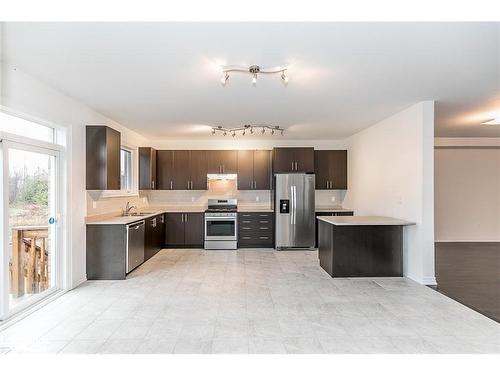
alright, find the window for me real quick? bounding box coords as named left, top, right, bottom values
left=0, top=110, right=55, bottom=143
left=120, top=148, right=133, bottom=193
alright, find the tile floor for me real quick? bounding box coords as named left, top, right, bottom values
left=1, top=249, right=499, bottom=354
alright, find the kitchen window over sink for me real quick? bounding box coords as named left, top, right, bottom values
left=120, top=147, right=133, bottom=193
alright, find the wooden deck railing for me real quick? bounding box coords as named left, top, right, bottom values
left=10, top=226, right=49, bottom=297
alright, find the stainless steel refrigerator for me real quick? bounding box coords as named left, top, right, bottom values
left=274, top=173, right=316, bottom=249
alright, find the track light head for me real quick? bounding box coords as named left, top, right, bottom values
left=281, top=71, right=289, bottom=84
left=221, top=72, right=229, bottom=86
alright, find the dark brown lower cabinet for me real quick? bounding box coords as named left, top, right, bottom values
left=184, top=213, right=204, bottom=246
left=145, top=213, right=164, bottom=261
left=165, top=213, right=185, bottom=246
left=165, top=212, right=204, bottom=248
left=318, top=221, right=403, bottom=277
left=238, top=212, right=274, bottom=248
left=315, top=211, right=354, bottom=247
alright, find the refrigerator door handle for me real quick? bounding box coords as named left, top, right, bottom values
left=292, top=185, right=296, bottom=225
left=290, top=185, right=294, bottom=225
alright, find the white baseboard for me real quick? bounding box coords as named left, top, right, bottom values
left=71, top=276, right=87, bottom=290
left=435, top=240, right=500, bottom=243
left=405, top=273, right=437, bottom=286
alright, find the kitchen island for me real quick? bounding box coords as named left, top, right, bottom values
left=317, top=216, right=415, bottom=278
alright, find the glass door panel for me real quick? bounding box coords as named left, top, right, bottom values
left=6, top=146, right=58, bottom=312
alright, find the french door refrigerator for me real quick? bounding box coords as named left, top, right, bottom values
left=274, top=173, right=315, bottom=249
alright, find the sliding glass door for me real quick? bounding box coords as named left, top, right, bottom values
left=1, top=140, right=60, bottom=318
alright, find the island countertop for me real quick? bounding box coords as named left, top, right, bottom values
left=317, top=215, right=415, bottom=226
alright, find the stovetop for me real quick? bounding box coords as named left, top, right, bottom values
left=205, top=208, right=237, bottom=213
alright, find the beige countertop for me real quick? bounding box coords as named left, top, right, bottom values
left=87, top=205, right=354, bottom=225
left=317, top=216, right=415, bottom=226
left=315, top=207, right=354, bottom=212
left=87, top=210, right=166, bottom=225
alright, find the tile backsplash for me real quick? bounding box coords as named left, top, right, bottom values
left=147, top=179, right=272, bottom=207
left=87, top=179, right=347, bottom=217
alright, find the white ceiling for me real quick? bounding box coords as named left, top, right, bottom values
left=2, top=22, right=499, bottom=139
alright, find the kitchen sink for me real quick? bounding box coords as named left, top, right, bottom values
left=122, top=212, right=155, bottom=217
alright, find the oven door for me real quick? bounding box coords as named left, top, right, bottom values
left=205, top=216, right=237, bottom=241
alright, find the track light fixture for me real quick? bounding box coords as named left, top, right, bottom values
left=220, top=64, right=288, bottom=86
left=211, top=124, right=285, bottom=137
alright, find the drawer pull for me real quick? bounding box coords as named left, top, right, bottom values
left=259, top=220, right=269, bottom=223
left=242, top=220, right=251, bottom=223
left=242, top=236, right=251, bottom=240
left=242, top=214, right=251, bottom=217
left=242, top=227, right=252, bottom=230
left=259, top=214, right=270, bottom=217
left=259, top=227, right=269, bottom=230
left=259, top=236, right=269, bottom=240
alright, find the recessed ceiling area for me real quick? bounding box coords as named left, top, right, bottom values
left=2, top=22, right=499, bottom=139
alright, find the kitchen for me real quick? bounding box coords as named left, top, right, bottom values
left=85, top=141, right=360, bottom=279
left=0, top=21, right=498, bottom=357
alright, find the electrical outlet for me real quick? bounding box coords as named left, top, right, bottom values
left=256, top=196, right=260, bottom=202
left=92, top=201, right=96, bottom=209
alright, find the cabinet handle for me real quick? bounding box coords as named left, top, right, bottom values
left=170, top=180, right=173, bottom=189
left=259, top=227, right=269, bottom=230
left=259, top=220, right=269, bottom=223
left=258, top=214, right=269, bottom=217
left=222, top=164, right=225, bottom=173
left=242, top=220, right=251, bottom=223
left=242, top=227, right=252, bottom=230
left=190, top=181, right=193, bottom=189
left=291, top=161, right=294, bottom=170
left=295, top=162, right=298, bottom=171
left=187, top=181, right=190, bottom=189
left=259, top=236, right=269, bottom=240
left=330, top=179, right=334, bottom=189
left=185, top=214, right=188, bottom=222
left=242, top=236, right=251, bottom=240
left=242, top=214, right=251, bottom=217
left=181, top=214, right=184, bottom=223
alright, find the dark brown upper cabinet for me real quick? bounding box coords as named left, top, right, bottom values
left=189, top=150, right=208, bottom=189
left=156, top=150, right=174, bottom=189
left=314, top=150, right=348, bottom=189
left=207, top=150, right=237, bottom=174
left=273, top=147, right=314, bottom=173
left=237, top=150, right=272, bottom=190
left=86, top=126, right=121, bottom=190
left=139, top=147, right=157, bottom=190
left=156, top=150, right=207, bottom=190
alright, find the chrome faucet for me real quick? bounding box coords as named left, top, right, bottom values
left=123, top=201, right=137, bottom=215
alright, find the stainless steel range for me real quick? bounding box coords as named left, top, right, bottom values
left=204, top=199, right=238, bottom=250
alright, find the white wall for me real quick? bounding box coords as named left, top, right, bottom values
left=0, top=63, right=148, bottom=289
left=435, top=140, right=500, bottom=242
left=344, top=101, right=435, bottom=285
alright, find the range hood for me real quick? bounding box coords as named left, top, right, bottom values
left=207, top=173, right=237, bottom=181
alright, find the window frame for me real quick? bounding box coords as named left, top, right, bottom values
left=100, top=143, right=138, bottom=198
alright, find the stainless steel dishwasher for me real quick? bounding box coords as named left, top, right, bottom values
left=126, top=220, right=145, bottom=273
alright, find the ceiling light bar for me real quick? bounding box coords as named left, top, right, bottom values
left=482, top=118, right=500, bottom=125
left=220, top=64, right=288, bottom=86
left=211, top=124, right=285, bottom=137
